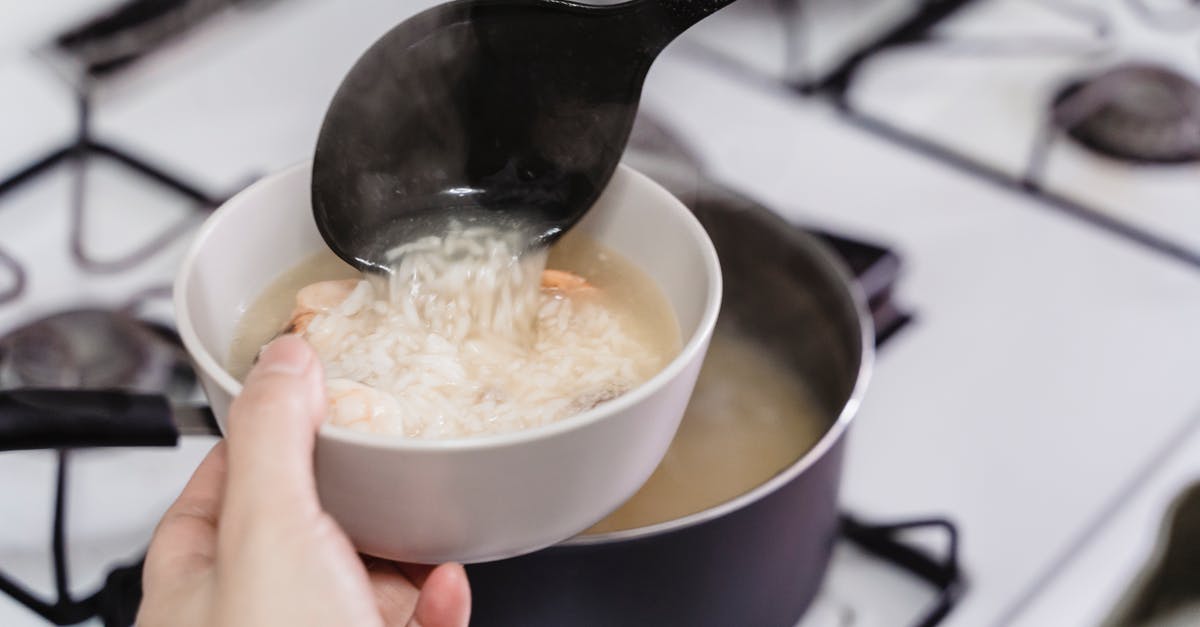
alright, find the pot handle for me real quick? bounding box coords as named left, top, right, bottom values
left=0, top=389, right=181, bottom=452
left=841, top=514, right=966, bottom=627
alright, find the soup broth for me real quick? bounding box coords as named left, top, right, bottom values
left=585, top=326, right=827, bottom=534
left=228, top=230, right=681, bottom=438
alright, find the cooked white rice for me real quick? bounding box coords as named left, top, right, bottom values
left=297, top=227, right=660, bottom=439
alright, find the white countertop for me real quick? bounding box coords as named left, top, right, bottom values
left=2, top=2, right=1200, bottom=626
left=1010, top=412, right=1200, bottom=626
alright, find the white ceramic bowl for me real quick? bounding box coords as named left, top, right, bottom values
left=174, top=162, right=722, bottom=564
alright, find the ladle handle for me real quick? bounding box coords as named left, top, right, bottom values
left=641, top=0, right=741, bottom=40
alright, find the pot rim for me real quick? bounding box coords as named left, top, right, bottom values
left=564, top=193, right=876, bottom=546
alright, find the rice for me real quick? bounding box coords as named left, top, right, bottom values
left=296, top=226, right=661, bottom=439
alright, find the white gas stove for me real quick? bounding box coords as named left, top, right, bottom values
left=1, top=1, right=1200, bottom=626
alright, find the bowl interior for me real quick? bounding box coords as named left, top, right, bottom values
left=176, top=163, right=721, bottom=440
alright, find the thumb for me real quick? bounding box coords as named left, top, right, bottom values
left=223, top=335, right=327, bottom=518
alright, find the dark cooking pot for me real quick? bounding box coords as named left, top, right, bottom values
left=465, top=178, right=874, bottom=627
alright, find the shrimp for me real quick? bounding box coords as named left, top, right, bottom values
left=325, top=378, right=403, bottom=433
left=279, top=271, right=592, bottom=338
left=541, top=269, right=595, bottom=294
left=283, top=279, right=360, bottom=334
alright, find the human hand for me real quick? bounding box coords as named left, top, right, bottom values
left=138, top=335, right=471, bottom=627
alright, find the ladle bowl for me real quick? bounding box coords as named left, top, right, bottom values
left=312, top=0, right=737, bottom=271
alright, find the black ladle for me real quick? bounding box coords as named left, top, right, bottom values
left=312, top=0, right=737, bottom=272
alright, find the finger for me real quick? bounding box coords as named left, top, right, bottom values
left=366, top=559, right=421, bottom=627
left=223, top=335, right=326, bottom=517
left=144, top=442, right=227, bottom=583
left=410, top=564, right=471, bottom=627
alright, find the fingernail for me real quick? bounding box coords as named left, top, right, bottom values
left=256, top=335, right=313, bottom=376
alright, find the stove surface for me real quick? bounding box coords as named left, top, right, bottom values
left=687, top=0, right=1200, bottom=263
left=2, top=1, right=1200, bottom=626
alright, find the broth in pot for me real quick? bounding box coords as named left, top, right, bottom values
left=586, top=325, right=827, bottom=534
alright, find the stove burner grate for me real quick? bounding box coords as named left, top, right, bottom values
left=1054, top=64, right=1200, bottom=165
left=0, top=302, right=197, bottom=626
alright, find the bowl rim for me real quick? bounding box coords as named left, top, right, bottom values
left=563, top=183, right=876, bottom=545
left=174, top=161, right=723, bottom=452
